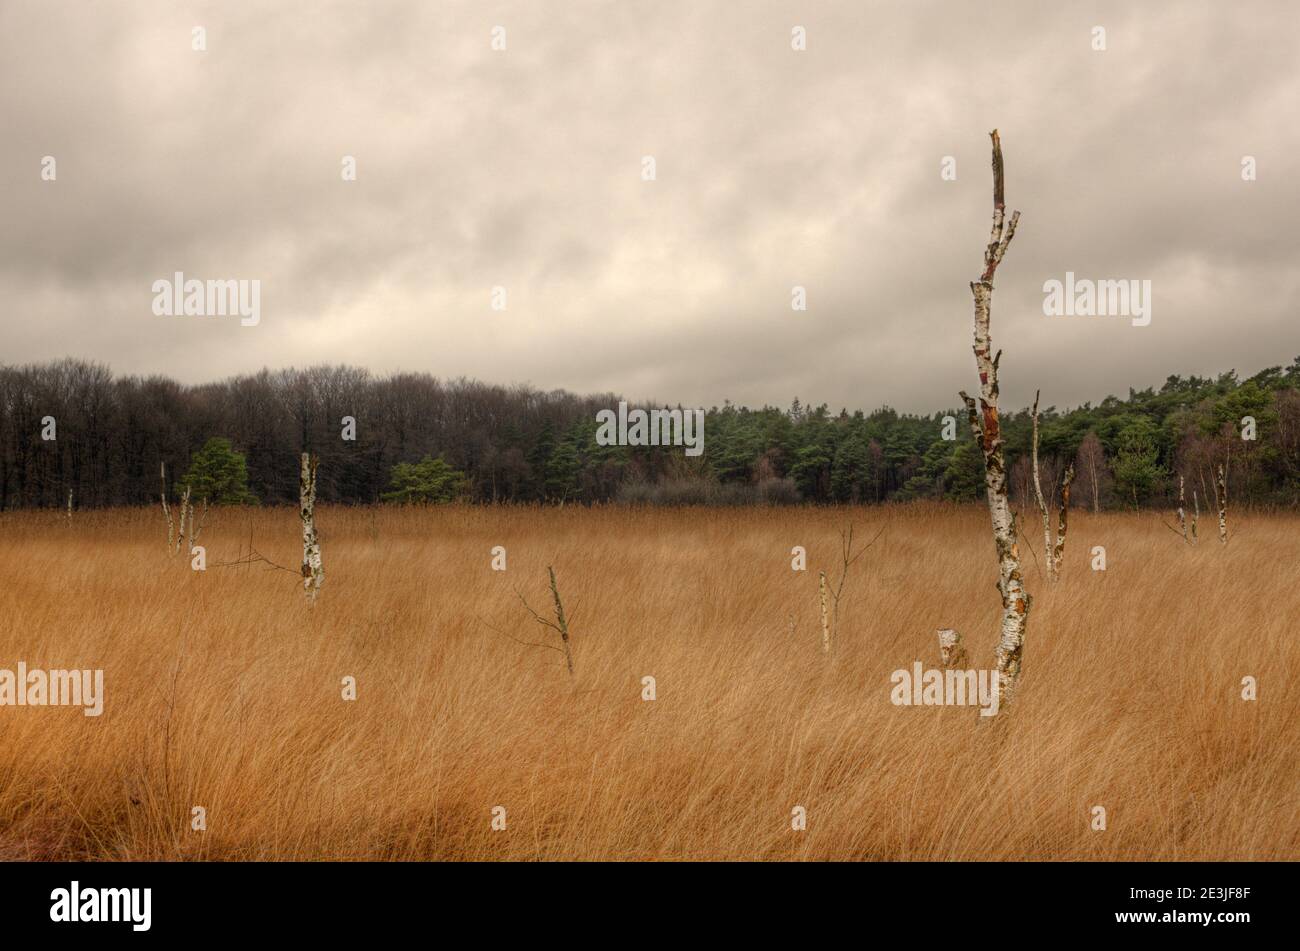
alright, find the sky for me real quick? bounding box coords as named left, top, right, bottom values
left=2, top=0, right=1297, bottom=414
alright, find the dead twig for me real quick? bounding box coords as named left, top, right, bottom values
left=516, top=566, right=576, bottom=677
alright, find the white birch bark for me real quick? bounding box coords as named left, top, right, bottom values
left=958, top=130, right=1028, bottom=711
left=161, top=462, right=175, bottom=553
left=1051, top=463, right=1074, bottom=576
left=937, top=629, right=967, bottom=669
left=1031, top=391, right=1054, bottom=581
left=1177, top=475, right=1188, bottom=542
left=300, top=452, right=324, bottom=601
left=1216, top=463, right=1228, bottom=545
left=177, top=485, right=191, bottom=555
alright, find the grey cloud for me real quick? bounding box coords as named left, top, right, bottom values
left=1, top=0, right=1296, bottom=413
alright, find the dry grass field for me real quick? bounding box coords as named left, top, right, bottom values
left=0, top=502, right=1295, bottom=861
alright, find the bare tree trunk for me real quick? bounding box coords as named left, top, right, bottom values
left=1051, top=463, right=1074, bottom=576
left=820, top=523, right=880, bottom=653
left=1192, top=489, right=1200, bottom=543
left=1031, top=391, right=1054, bottom=581
left=1089, top=453, right=1099, bottom=513
left=1215, top=463, right=1228, bottom=545
left=177, top=485, right=192, bottom=555
left=161, top=462, right=175, bottom=553
left=818, top=570, right=830, bottom=654
left=66, top=488, right=73, bottom=521
left=191, top=497, right=208, bottom=548
left=1177, top=475, right=1188, bottom=542
left=300, top=453, right=324, bottom=601
left=547, top=566, right=575, bottom=678
left=958, top=130, right=1028, bottom=711
left=515, top=568, right=578, bottom=679
left=937, top=629, right=967, bottom=669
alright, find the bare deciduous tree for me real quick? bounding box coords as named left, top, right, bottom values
left=1029, top=391, right=1074, bottom=580
left=818, top=570, right=830, bottom=654
left=1074, top=431, right=1108, bottom=513
left=1214, top=462, right=1228, bottom=545
left=300, top=452, right=323, bottom=600
left=958, top=130, right=1029, bottom=710
left=1031, top=391, right=1053, bottom=571
left=1051, top=463, right=1074, bottom=577
left=1177, top=475, right=1188, bottom=542
left=161, top=462, right=175, bottom=552
left=817, top=524, right=884, bottom=653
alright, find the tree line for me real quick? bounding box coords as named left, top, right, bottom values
left=1, top=357, right=1297, bottom=510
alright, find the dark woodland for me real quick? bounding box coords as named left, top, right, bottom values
left=2, top=357, right=1298, bottom=509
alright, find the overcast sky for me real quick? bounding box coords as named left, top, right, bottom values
left=2, top=1, right=1297, bottom=413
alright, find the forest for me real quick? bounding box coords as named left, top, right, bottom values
left=1, top=357, right=1297, bottom=510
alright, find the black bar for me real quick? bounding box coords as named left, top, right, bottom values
left=0, top=860, right=1282, bottom=939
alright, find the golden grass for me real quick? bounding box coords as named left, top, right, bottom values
left=0, top=502, right=1295, bottom=860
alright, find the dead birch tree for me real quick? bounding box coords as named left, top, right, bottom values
left=818, top=524, right=883, bottom=654
left=177, top=485, right=192, bottom=555
left=1214, top=462, right=1228, bottom=545
left=515, top=566, right=577, bottom=678
left=1051, top=463, right=1073, bottom=577
left=1030, top=391, right=1075, bottom=580
left=1034, top=392, right=1055, bottom=579
left=300, top=452, right=324, bottom=600
left=818, top=570, right=831, bottom=653
left=161, top=462, right=175, bottom=552
left=937, top=629, right=967, bottom=669
left=1177, top=475, right=1188, bottom=542
left=545, top=566, right=575, bottom=677
left=958, top=130, right=1029, bottom=710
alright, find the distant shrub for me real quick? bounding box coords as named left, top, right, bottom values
left=180, top=437, right=258, bottom=504
left=381, top=455, right=470, bottom=504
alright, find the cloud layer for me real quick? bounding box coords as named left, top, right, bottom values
left=2, top=0, right=1297, bottom=412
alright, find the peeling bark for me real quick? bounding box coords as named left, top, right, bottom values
left=1177, top=475, right=1188, bottom=542
left=1031, top=395, right=1073, bottom=579
left=957, top=130, right=1028, bottom=711
left=161, top=462, right=175, bottom=553
left=300, top=452, right=324, bottom=601
left=1215, top=463, right=1228, bottom=545
left=937, top=629, right=968, bottom=669
left=177, top=485, right=192, bottom=555
left=1051, top=464, right=1074, bottom=576
left=1031, top=391, right=1054, bottom=580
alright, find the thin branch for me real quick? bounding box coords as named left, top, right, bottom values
left=210, top=547, right=299, bottom=574
left=477, top=615, right=566, bottom=655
